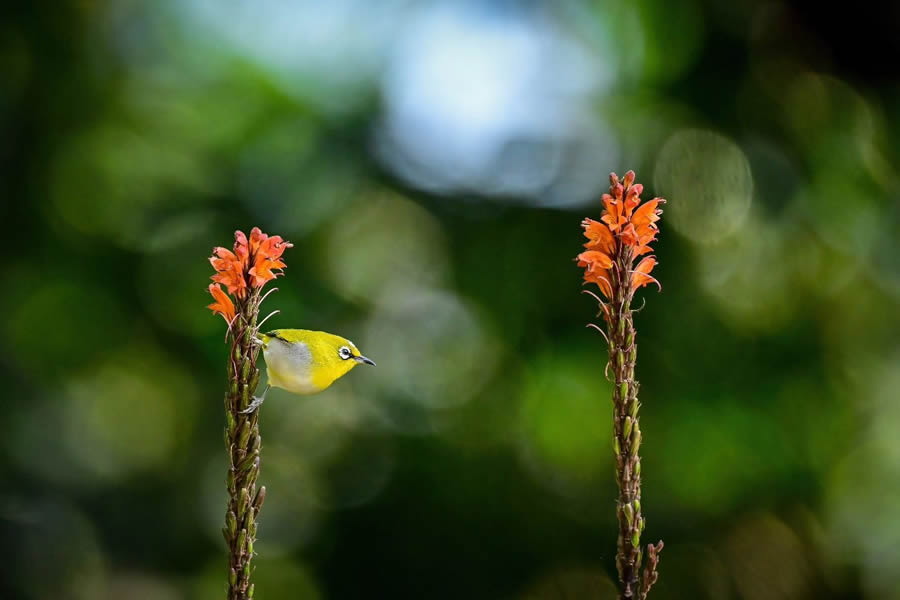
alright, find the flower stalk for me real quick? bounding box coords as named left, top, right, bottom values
left=208, top=228, right=292, bottom=600
left=577, top=171, right=664, bottom=599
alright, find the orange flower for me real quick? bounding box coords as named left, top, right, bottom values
left=601, top=190, right=628, bottom=232
left=208, top=227, right=293, bottom=321
left=234, top=230, right=250, bottom=264
left=582, top=218, right=616, bottom=255
left=584, top=267, right=613, bottom=298
left=631, top=198, right=663, bottom=230
left=208, top=283, right=236, bottom=323
left=247, top=228, right=291, bottom=288
left=631, top=256, right=660, bottom=292
left=577, top=250, right=613, bottom=271
left=577, top=171, right=664, bottom=299
left=577, top=249, right=614, bottom=298
left=210, top=246, right=247, bottom=297
left=623, top=184, right=643, bottom=219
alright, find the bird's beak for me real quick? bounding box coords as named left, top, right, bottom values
left=355, top=355, right=376, bottom=366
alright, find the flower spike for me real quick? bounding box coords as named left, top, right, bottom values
left=575, top=171, right=664, bottom=599
left=206, top=227, right=292, bottom=599
left=576, top=173, right=663, bottom=302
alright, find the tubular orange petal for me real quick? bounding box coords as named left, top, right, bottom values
left=257, top=235, right=292, bottom=262
left=633, top=255, right=657, bottom=275
left=210, top=245, right=248, bottom=297
left=601, top=188, right=627, bottom=231
left=210, top=246, right=238, bottom=266
left=209, top=259, right=233, bottom=274
left=584, top=268, right=613, bottom=298
left=631, top=256, right=660, bottom=292
left=631, top=198, right=664, bottom=229
left=582, top=218, right=616, bottom=255
left=577, top=250, right=613, bottom=271
left=216, top=246, right=237, bottom=259
left=633, top=224, right=658, bottom=248
left=601, top=193, right=618, bottom=216
left=212, top=272, right=247, bottom=297
left=602, top=213, right=626, bottom=232
left=620, top=223, right=640, bottom=247
left=601, top=213, right=615, bottom=230
left=623, top=184, right=643, bottom=219
left=249, top=235, right=293, bottom=287
left=249, top=227, right=267, bottom=255
left=207, top=284, right=236, bottom=322
left=234, top=230, right=250, bottom=265
left=248, top=259, right=286, bottom=288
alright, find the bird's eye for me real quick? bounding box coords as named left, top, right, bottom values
left=339, top=346, right=352, bottom=359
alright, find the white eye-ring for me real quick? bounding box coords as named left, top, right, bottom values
left=339, top=346, right=352, bottom=360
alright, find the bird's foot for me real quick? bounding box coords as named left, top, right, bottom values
left=239, top=384, right=270, bottom=415
left=240, top=396, right=265, bottom=414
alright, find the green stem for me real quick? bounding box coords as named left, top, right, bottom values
left=610, top=254, right=642, bottom=599
left=608, top=246, right=662, bottom=599
left=223, top=292, right=265, bottom=600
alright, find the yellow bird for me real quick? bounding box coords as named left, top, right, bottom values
left=241, top=329, right=375, bottom=414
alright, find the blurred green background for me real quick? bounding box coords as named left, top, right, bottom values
left=2, top=1, right=899, bottom=598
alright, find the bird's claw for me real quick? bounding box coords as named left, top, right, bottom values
left=240, top=384, right=270, bottom=415
left=240, top=396, right=265, bottom=414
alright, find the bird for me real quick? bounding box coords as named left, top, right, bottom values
left=241, top=329, right=375, bottom=414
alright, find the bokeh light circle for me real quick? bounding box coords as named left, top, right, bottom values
left=363, top=286, right=498, bottom=415
left=654, top=129, right=753, bottom=244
